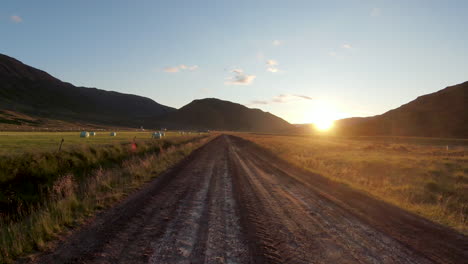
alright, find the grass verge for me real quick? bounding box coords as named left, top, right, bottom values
left=0, top=134, right=214, bottom=263
left=0, top=134, right=205, bottom=214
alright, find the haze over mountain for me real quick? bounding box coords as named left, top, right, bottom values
left=335, top=81, right=468, bottom=138
left=158, top=98, right=293, bottom=132
left=0, top=54, right=174, bottom=128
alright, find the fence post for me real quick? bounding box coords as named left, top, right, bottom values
left=58, top=138, right=64, bottom=152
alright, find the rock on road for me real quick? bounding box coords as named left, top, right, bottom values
left=32, top=135, right=467, bottom=264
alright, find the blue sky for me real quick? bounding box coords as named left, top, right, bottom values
left=1, top=0, right=467, bottom=123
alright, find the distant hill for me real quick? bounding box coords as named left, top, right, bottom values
left=158, top=98, right=293, bottom=132
left=0, top=54, right=293, bottom=132
left=335, top=81, right=468, bottom=138
left=0, top=54, right=174, bottom=128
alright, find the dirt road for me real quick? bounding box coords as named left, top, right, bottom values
left=32, top=135, right=467, bottom=264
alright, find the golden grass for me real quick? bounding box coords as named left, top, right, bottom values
left=0, top=134, right=215, bottom=263
left=238, top=133, right=468, bottom=234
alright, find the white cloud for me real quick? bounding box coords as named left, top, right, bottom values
left=250, top=94, right=313, bottom=105
left=232, top=68, right=244, bottom=74
left=294, top=94, right=313, bottom=100
left=163, top=64, right=198, bottom=73
left=272, top=94, right=289, bottom=103
left=266, top=59, right=278, bottom=66
left=163, top=67, right=179, bottom=73
left=266, top=59, right=280, bottom=73
left=342, top=44, right=352, bottom=49
left=370, top=8, right=381, bottom=17
left=227, top=74, right=256, bottom=85
left=273, top=40, right=282, bottom=46
left=10, top=15, right=22, bottom=23
left=251, top=100, right=269, bottom=105
left=225, top=69, right=256, bottom=85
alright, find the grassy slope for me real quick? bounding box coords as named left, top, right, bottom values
left=237, top=133, right=468, bottom=234
left=0, top=133, right=214, bottom=263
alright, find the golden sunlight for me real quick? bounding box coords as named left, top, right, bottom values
left=306, top=99, right=340, bottom=131
left=314, top=117, right=334, bottom=131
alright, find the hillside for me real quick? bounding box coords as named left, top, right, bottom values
left=158, top=98, right=293, bottom=132
left=335, top=81, right=468, bottom=138
left=0, top=54, right=293, bottom=132
left=0, top=54, right=174, bottom=128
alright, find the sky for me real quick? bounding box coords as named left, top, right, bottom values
left=1, top=0, right=468, bottom=124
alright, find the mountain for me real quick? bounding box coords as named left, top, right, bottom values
left=158, top=98, right=293, bottom=132
left=0, top=54, right=293, bottom=132
left=335, top=81, right=468, bottom=138
left=0, top=54, right=174, bottom=128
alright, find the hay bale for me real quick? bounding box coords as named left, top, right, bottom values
left=80, top=131, right=89, bottom=138
left=152, top=132, right=161, bottom=139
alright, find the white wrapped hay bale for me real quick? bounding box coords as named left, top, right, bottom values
left=90, top=132, right=96, bottom=136
left=80, top=131, right=89, bottom=138
left=110, top=132, right=117, bottom=136
left=152, top=132, right=161, bottom=139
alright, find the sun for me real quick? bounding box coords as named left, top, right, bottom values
left=306, top=99, right=339, bottom=131
left=314, top=118, right=334, bottom=131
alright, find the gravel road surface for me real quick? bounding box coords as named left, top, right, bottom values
left=31, top=135, right=467, bottom=264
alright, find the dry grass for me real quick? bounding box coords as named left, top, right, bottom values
left=0, top=135, right=214, bottom=263
left=238, top=133, right=468, bottom=234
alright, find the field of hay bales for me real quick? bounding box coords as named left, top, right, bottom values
left=0, top=131, right=205, bottom=210
left=0, top=131, right=184, bottom=155
left=238, top=133, right=468, bottom=234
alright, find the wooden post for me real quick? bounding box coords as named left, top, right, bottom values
left=58, top=138, right=64, bottom=152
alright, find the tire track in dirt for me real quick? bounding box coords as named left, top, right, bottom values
left=30, top=135, right=467, bottom=264
left=148, top=140, right=250, bottom=264
left=229, top=135, right=467, bottom=264
left=230, top=140, right=430, bottom=263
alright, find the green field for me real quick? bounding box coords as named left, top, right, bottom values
left=0, top=131, right=193, bottom=155
left=0, top=131, right=207, bottom=212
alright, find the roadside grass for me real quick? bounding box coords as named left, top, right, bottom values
left=238, top=134, right=468, bottom=234
left=0, top=133, right=205, bottom=213
left=0, top=134, right=214, bottom=263
left=0, top=131, right=183, bottom=155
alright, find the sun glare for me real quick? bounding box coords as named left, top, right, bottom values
left=306, top=99, right=340, bottom=131
left=314, top=118, right=334, bottom=131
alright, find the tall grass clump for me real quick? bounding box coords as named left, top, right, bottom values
left=0, top=135, right=213, bottom=263
left=0, top=136, right=203, bottom=214
left=239, top=134, right=468, bottom=234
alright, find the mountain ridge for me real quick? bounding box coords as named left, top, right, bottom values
left=157, top=98, right=293, bottom=132
left=0, top=54, right=293, bottom=132
left=334, top=81, right=468, bottom=138
left=0, top=54, right=175, bottom=128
